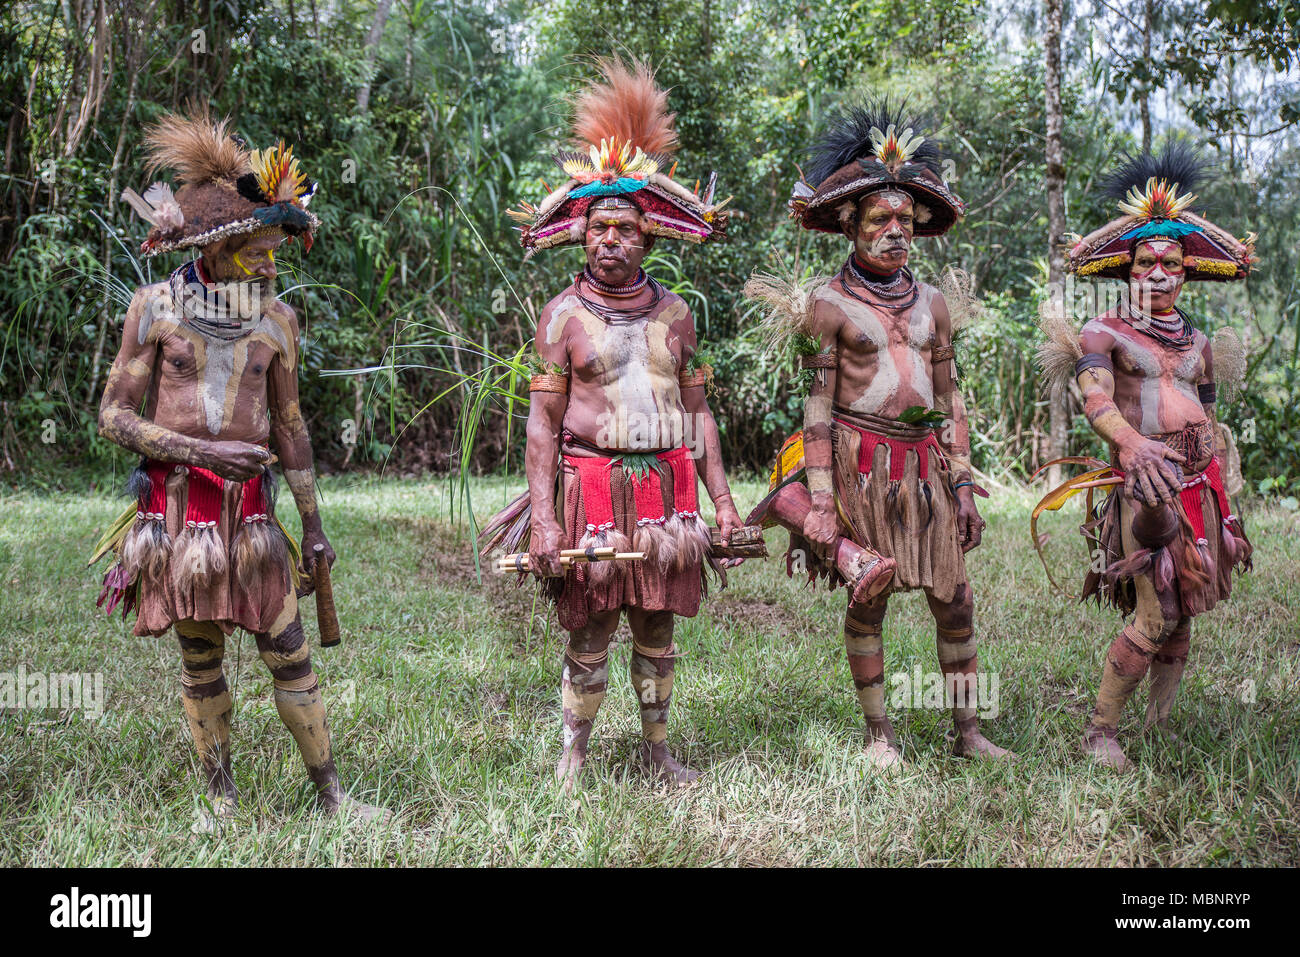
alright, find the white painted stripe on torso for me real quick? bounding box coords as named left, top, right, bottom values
left=1103, top=322, right=1164, bottom=434
left=824, top=286, right=900, bottom=415
left=906, top=285, right=936, bottom=408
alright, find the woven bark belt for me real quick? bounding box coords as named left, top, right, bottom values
left=1143, top=420, right=1216, bottom=470
left=832, top=406, right=934, bottom=442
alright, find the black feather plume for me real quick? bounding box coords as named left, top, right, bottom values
left=261, top=465, right=278, bottom=512
left=236, top=172, right=265, bottom=204
left=1102, top=141, right=1211, bottom=202
left=805, top=99, right=943, bottom=187
left=124, top=462, right=151, bottom=502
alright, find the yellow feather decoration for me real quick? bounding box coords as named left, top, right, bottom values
left=250, top=141, right=307, bottom=205
left=1116, top=176, right=1196, bottom=220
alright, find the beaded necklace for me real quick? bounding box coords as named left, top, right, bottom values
left=1117, top=297, right=1195, bottom=350
left=840, top=256, right=920, bottom=310
left=575, top=270, right=665, bottom=324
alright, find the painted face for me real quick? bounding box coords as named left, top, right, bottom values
left=850, top=190, right=914, bottom=272
left=1128, top=238, right=1185, bottom=314
left=584, top=206, right=649, bottom=287
left=204, top=231, right=285, bottom=285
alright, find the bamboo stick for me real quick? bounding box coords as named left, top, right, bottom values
left=496, top=551, right=644, bottom=573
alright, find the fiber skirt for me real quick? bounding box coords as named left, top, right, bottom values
left=97, top=462, right=296, bottom=637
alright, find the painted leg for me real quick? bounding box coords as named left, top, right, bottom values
left=1085, top=502, right=1170, bottom=770
left=927, top=585, right=1015, bottom=761
left=1145, top=619, right=1190, bottom=739
left=557, top=610, right=616, bottom=793
left=765, top=482, right=895, bottom=602
left=844, top=597, right=903, bottom=770
left=1085, top=623, right=1158, bottom=771
left=628, top=608, right=698, bottom=786
left=176, top=620, right=237, bottom=832
left=256, top=612, right=389, bottom=822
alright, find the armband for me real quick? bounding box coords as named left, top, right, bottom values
left=529, top=374, right=569, bottom=395
left=679, top=366, right=711, bottom=390
left=931, top=344, right=956, bottom=363
left=800, top=352, right=838, bottom=370
left=1197, top=382, right=1216, bottom=405
left=1075, top=353, right=1113, bottom=377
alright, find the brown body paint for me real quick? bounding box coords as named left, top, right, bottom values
left=1078, top=238, right=1222, bottom=770
left=526, top=204, right=741, bottom=791
left=98, top=231, right=384, bottom=823
left=773, top=191, right=1011, bottom=766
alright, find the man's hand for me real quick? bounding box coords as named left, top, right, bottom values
left=529, top=520, right=565, bottom=579
left=1117, top=437, right=1185, bottom=506
left=301, top=527, right=336, bottom=577
left=955, top=487, right=984, bottom=553
left=714, top=497, right=746, bottom=569
left=201, top=440, right=270, bottom=482
left=803, top=502, right=838, bottom=558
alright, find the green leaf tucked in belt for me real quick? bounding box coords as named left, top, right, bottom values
left=898, top=406, right=948, bottom=429
left=611, top=451, right=666, bottom=483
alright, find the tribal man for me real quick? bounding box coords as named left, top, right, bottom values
left=92, top=106, right=386, bottom=826
left=1036, top=143, right=1254, bottom=770
left=747, top=104, right=1014, bottom=768
left=481, top=59, right=741, bottom=790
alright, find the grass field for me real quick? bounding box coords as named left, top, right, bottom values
left=1, top=472, right=1298, bottom=866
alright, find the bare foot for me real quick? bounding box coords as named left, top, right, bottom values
left=1143, top=717, right=1180, bottom=743
left=863, top=738, right=905, bottom=772
left=555, top=746, right=588, bottom=795
left=640, top=741, right=700, bottom=786
left=318, top=784, right=392, bottom=824
left=953, top=730, right=1018, bottom=762
left=191, top=793, right=237, bottom=835
left=1083, top=726, right=1130, bottom=771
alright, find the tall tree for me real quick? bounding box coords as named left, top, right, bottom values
left=1044, top=0, right=1068, bottom=482
left=356, top=0, right=395, bottom=113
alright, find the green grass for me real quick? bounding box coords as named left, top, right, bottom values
left=1, top=473, right=1298, bottom=866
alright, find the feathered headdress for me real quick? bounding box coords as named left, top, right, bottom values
left=121, top=104, right=319, bottom=257
left=1067, top=142, right=1253, bottom=282
left=789, top=99, right=964, bottom=237
left=508, top=58, right=730, bottom=256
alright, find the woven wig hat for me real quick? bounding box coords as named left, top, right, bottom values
left=789, top=100, right=964, bottom=237
left=121, top=104, right=320, bottom=258
left=508, top=58, right=730, bottom=256
left=1067, top=142, right=1254, bottom=282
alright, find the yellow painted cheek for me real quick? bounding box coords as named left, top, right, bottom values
left=233, top=249, right=275, bottom=276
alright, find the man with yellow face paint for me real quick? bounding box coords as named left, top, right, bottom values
left=1039, top=143, right=1256, bottom=771
left=94, top=105, right=388, bottom=828
left=231, top=240, right=277, bottom=276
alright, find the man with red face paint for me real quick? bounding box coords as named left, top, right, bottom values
left=748, top=104, right=1014, bottom=769
left=482, top=60, right=739, bottom=791
left=1051, top=144, right=1254, bottom=770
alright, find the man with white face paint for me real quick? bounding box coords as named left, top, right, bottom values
left=482, top=59, right=741, bottom=792
left=747, top=102, right=1014, bottom=769
left=1042, top=143, right=1255, bottom=770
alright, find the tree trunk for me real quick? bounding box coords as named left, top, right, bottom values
left=1140, top=0, right=1152, bottom=153
left=355, top=0, right=395, bottom=114
left=1044, top=0, right=1068, bottom=485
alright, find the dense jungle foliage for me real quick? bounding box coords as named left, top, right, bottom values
left=3, top=0, right=1298, bottom=499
